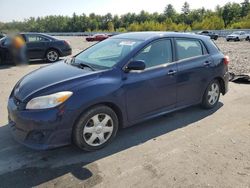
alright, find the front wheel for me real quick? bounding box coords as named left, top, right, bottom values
left=73, top=105, right=119, bottom=151
left=46, top=49, right=59, bottom=63
left=201, top=80, right=221, bottom=109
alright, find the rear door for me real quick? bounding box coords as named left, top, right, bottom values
left=25, top=34, right=49, bottom=59
left=174, top=38, right=214, bottom=107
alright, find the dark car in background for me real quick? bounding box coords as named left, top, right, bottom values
left=197, top=31, right=219, bottom=40
left=0, top=33, right=6, bottom=39
left=86, top=34, right=109, bottom=42
left=8, top=32, right=229, bottom=151
left=0, top=33, right=72, bottom=65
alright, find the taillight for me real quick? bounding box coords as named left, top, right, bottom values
left=223, top=56, right=229, bottom=65
left=64, top=40, right=70, bottom=46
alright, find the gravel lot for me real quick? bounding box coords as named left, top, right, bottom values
left=0, top=36, right=249, bottom=188
left=215, top=38, right=250, bottom=74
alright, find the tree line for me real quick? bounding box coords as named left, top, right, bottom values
left=0, top=0, right=250, bottom=33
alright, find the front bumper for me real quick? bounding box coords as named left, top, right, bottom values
left=8, top=97, right=73, bottom=150
left=226, top=36, right=237, bottom=40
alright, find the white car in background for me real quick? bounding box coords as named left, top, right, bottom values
left=226, top=31, right=250, bottom=41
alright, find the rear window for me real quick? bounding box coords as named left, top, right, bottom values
left=176, top=39, right=203, bottom=60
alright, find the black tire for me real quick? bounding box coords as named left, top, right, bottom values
left=214, top=36, right=218, bottom=40
left=234, top=37, right=239, bottom=42
left=46, top=49, right=59, bottom=63
left=201, top=80, right=221, bottom=109
left=226, top=39, right=230, bottom=42
left=0, top=55, right=2, bottom=65
left=73, top=105, right=119, bottom=151
left=246, top=36, right=249, bottom=41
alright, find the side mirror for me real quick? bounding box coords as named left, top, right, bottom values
left=125, top=60, right=146, bottom=72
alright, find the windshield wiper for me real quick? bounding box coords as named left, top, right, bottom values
left=78, top=62, right=96, bottom=71
left=69, top=57, right=96, bottom=71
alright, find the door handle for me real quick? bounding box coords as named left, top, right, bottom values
left=204, top=61, right=212, bottom=66
left=168, top=70, right=177, bottom=75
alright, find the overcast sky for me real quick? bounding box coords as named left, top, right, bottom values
left=0, top=0, right=244, bottom=22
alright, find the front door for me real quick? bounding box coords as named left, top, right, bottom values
left=123, top=38, right=177, bottom=123
left=25, top=34, right=48, bottom=59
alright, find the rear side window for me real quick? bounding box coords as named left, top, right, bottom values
left=176, top=39, right=203, bottom=60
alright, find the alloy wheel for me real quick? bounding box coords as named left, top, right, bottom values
left=47, top=50, right=58, bottom=62
left=207, top=83, right=220, bottom=105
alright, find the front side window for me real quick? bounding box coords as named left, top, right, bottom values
left=176, top=39, right=203, bottom=60
left=75, top=38, right=142, bottom=69
left=133, top=39, right=172, bottom=68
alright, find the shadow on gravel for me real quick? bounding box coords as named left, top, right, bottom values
left=0, top=103, right=223, bottom=187
left=229, top=72, right=250, bottom=84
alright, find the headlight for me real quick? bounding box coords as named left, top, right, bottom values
left=26, top=91, right=73, bottom=110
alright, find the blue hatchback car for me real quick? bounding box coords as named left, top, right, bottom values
left=8, top=32, right=229, bottom=151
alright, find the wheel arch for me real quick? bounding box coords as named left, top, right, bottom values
left=214, top=77, right=226, bottom=95
left=73, top=102, right=124, bottom=132
left=101, top=102, right=124, bottom=129
left=44, top=47, right=62, bottom=58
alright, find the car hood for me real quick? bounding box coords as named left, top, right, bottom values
left=14, top=61, right=100, bottom=101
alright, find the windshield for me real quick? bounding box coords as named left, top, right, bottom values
left=0, top=36, right=6, bottom=42
left=0, top=37, right=11, bottom=46
left=75, top=38, right=143, bottom=69
left=232, top=32, right=241, bottom=35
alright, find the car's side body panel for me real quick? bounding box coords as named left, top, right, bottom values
left=7, top=32, right=229, bottom=149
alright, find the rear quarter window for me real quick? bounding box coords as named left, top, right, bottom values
left=210, top=40, right=221, bottom=51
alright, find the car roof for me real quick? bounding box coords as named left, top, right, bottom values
left=112, top=31, right=209, bottom=41
left=20, top=32, right=56, bottom=39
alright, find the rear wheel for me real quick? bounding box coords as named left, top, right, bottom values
left=46, top=49, right=59, bottom=63
left=73, top=105, right=119, bottom=151
left=201, top=80, right=221, bottom=109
